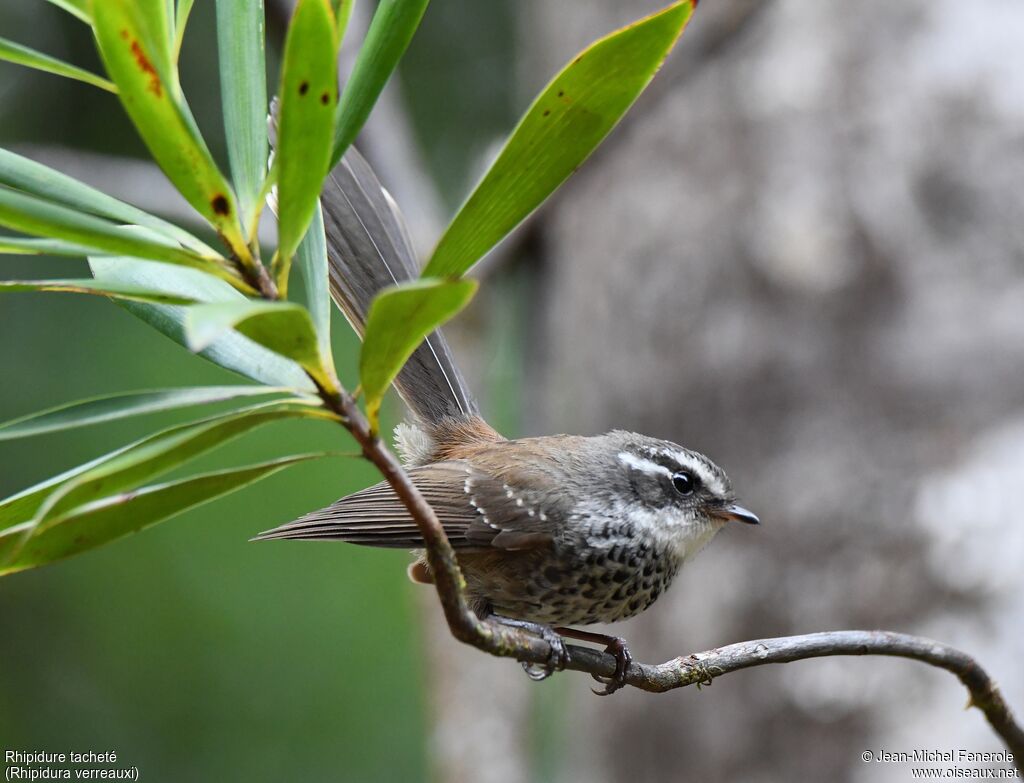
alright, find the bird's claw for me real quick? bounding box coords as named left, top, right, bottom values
left=590, top=636, right=632, bottom=696
left=520, top=625, right=570, bottom=681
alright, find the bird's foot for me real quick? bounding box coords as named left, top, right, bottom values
left=553, top=627, right=633, bottom=696
left=491, top=616, right=570, bottom=681
left=589, top=636, right=632, bottom=696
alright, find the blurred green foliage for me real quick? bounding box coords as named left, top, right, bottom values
left=0, top=1, right=516, bottom=779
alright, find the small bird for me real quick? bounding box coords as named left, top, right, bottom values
left=256, top=150, right=759, bottom=693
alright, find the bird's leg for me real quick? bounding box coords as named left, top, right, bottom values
left=490, top=615, right=570, bottom=681
left=553, top=627, right=633, bottom=696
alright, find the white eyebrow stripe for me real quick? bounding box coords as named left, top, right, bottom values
left=656, top=447, right=692, bottom=466
left=652, top=447, right=728, bottom=496
left=618, top=452, right=672, bottom=477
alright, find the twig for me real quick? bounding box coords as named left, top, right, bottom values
left=564, top=630, right=1024, bottom=765
left=299, top=383, right=1024, bottom=762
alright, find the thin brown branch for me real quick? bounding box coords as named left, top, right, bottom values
left=563, top=630, right=1024, bottom=765
left=305, top=381, right=1024, bottom=762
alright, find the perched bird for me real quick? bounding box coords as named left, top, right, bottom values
left=256, top=150, right=758, bottom=693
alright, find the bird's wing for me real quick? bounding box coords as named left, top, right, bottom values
left=253, top=461, right=554, bottom=550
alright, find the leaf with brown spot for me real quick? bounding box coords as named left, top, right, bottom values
left=275, top=0, right=339, bottom=277
left=93, top=0, right=250, bottom=263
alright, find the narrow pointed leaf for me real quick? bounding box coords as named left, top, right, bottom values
left=89, top=255, right=315, bottom=390
left=0, top=279, right=197, bottom=304
left=0, top=453, right=335, bottom=575
left=31, top=401, right=332, bottom=526
left=0, top=447, right=129, bottom=535
left=424, top=0, right=696, bottom=278
left=0, top=385, right=293, bottom=441
left=296, top=202, right=332, bottom=363
left=174, top=0, right=196, bottom=60
left=0, top=187, right=246, bottom=288
left=184, top=301, right=337, bottom=392
left=0, top=37, right=116, bottom=93
left=0, top=149, right=215, bottom=255
left=42, top=0, right=90, bottom=23
left=0, top=400, right=332, bottom=535
left=216, top=0, right=268, bottom=225
left=360, top=277, right=476, bottom=430
left=275, top=0, right=338, bottom=268
left=92, top=0, right=251, bottom=263
left=333, top=0, right=355, bottom=48
left=0, top=236, right=108, bottom=257
left=330, top=0, right=429, bottom=168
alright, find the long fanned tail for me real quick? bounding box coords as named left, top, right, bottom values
left=321, top=149, right=478, bottom=424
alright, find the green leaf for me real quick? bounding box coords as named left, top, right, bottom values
left=184, top=301, right=337, bottom=393
left=333, top=0, right=355, bottom=48
left=42, top=0, right=90, bottom=23
left=173, top=0, right=196, bottom=61
left=296, top=202, right=333, bottom=365
left=0, top=36, right=116, bottom=93
left=424, top=0, right=695, bottom=278
left=216, top=0, right=268, bottom=227
left=0, top=278, right=197, bottom=305
left=359, top=277, right=476, bottom=430
left=92, top=0, right=252, bottom=265
left=33, top=400, right=332, bottom=525
left=0, top=453, right=335, bottom=576
left=0, top=187, right=248, bottom=289
left=0, top=236, right=109, bottom=257
left=330, top=0, right=428, bottom=168
left=0, top=148, right=215, bottom=255
left=0, top=385, right=293, bottom=441
left=89, top=254, right=315, bottom=390
left=0, top=448, right=128, bottom=536
left=0, top=400, right=332, bottom=535
left=275, top=0, right=338, bottom=277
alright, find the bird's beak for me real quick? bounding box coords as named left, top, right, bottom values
left=714, top=503, right=760, bottom=525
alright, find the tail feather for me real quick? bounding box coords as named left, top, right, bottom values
left=321, top=149, right=477, bottom=423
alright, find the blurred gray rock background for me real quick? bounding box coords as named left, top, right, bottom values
left=510, top=0, right=1024, bottom=780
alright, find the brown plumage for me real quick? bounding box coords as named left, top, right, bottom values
left=255, top=149, right=758, bottom=689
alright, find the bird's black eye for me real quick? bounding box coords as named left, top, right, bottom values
left=672, top=471, right=699, bottom=496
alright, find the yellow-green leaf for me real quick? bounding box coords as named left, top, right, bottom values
left=184, top=301, right=338, bottom=393
left=0, top=453, right=335, bottom=576
left=92, top=0, right=251, bottom=263
left=424, top=1, right=696, bottom=278
left=0, top=278, right=197, bottom=304
left=0, top=386, right=292, bottom=441
left=359, top=277, right=476, bottom=431
left=42, top=0, right=90, bottom=24
left=0, top=401, right=327, bottom=535
left=0, top=36, right=116, bottom=93
left=0, top=236, right=108, bottom=257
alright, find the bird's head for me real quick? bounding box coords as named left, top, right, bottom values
left=600, top=432, right=759, bottom=560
